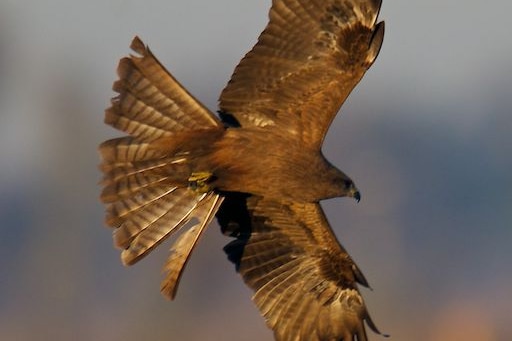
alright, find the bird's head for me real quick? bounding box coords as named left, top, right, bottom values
left=321, top=163, right=361, bottom=202
left=342, top=179, right=361, bottom=202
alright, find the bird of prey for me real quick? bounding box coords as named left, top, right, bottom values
left=99, top=0, right=385, bottom=340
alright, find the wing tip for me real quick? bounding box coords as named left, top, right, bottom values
left=352, top=263, right=371, bottom=288
left=365, top=309, right=390, bottom=338
left=366, top=21, right=385, bottom=68
left=373, top=0, right=383, bottom=17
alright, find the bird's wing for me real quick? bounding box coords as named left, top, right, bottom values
left=219, top=0, right=384, bottom=148
left=217, top=194, right=384, bottom=341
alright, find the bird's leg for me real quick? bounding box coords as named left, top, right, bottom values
left=188, top=171, right=214, bottom=193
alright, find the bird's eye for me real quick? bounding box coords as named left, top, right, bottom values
left=343, top=180, right=352, bottom=189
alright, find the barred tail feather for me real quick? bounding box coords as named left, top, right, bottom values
left=161, top=194, right=224, bottom=299
left=118, top=190, right=218, bottom=266
left=100, top=36, right=225, bottom=298
left=106, top=36, right=220, bottom=141
left=100, top=137, right=163, bottom=162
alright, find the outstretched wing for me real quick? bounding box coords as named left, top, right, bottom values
left=218, top=194, right=384, bottom=341
left=219, top=0, right=384, bottom=148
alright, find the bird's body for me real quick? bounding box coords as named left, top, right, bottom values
left=100, top=1, right=386, bottom=340
left=207, top=127, right=354, bottom=202
left=145, top=124, right=351, bottom=202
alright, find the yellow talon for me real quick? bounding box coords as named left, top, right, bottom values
left=188, top=171, right=214, bottom=193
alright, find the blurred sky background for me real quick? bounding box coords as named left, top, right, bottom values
left=0, top=1, right=511, bottom=340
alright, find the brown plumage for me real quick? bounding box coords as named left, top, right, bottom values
left=100, top=0, right=386, bottom=340
left=219, top=195, right=382, bottom=341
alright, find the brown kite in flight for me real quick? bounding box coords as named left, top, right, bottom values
left=100, top=0, right=386, bottom=340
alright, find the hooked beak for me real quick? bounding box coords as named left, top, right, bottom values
left=354, top=190, right=361, bottom=203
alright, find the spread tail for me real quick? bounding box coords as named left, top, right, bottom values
left=99, top=36, right=223, bottom=299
